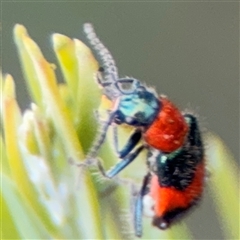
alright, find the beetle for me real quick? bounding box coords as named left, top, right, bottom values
left=82, top=23, right=205, bottom=237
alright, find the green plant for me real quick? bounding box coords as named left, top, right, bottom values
left=1, top=24, right=239, bottom=239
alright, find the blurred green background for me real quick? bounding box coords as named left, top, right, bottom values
left=2, top=1, right=239, bottom=239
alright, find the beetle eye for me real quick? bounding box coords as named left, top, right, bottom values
left=117, top=81, right=132, bottom=92
left=116, top=78, right=140, bottom=94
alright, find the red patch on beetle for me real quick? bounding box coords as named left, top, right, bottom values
left=149, top=162, right=205, bottom=223
left=144, top=97, right=189, bottom=152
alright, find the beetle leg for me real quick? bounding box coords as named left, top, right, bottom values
left=106, top=145, right=144, bottom=178
left=86, top=110, right=116, bottom=159
left=113, top=125, right=142, bottom=158
left=134, top=172, right=151, bottom=237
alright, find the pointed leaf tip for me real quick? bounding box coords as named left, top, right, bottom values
left=52, top=33, right=72, bottom=50
left=74, top=38, right=93, bottom=55
left=14, top=24, right=45, bottom=63
left=3, top=74, right=16, bottom=99
left=13, top=24, right=29, bottom=41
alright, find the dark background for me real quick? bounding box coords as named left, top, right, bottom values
left=2, top=1, right=239, bottom=239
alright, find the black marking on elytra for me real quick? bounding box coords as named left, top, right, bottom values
left=148, top=114, right=204, bottom=190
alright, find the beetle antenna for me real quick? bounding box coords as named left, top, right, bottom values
left=84, top=23, right=118, bottom=82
